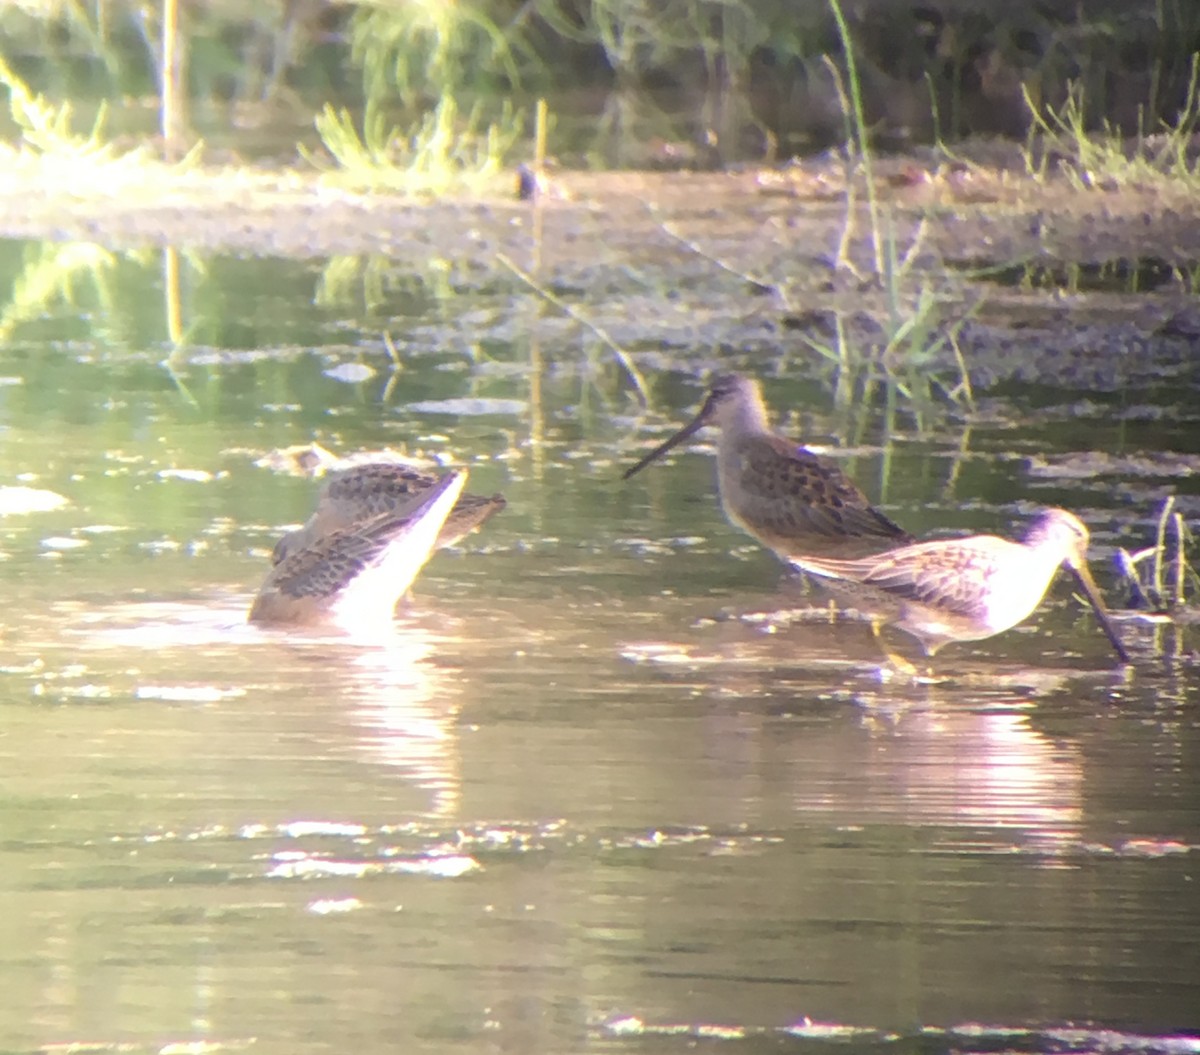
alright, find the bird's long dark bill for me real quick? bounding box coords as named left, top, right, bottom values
left=622, top=400, right=713, bottom=480
left=1068, top=563, right=1131, bottom=665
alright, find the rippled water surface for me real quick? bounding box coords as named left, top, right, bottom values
left=0, top=239, right=1197, bottom=1054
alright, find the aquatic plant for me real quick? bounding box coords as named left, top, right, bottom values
left=304, top=96, right=521, bottom=193
left=1117, top=497, right=1198, bottom=612
left=0, top=55, right=123, bottom=161
left=327, top=2, right=529, bottom=189
left=799, top=278, right=978, bottom=434
left=1022, top=54, right=1200, bottom=189
left=801, top=0, right=977, bottom=431
left=825, top=0, right=882, bottom=276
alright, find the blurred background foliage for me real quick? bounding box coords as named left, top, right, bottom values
left=0, top=0, right=1197, bottom=165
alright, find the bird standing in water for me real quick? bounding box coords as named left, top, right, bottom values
left=788, top=506, right=1130, bottom=665
left=623, top=374, right=910, bottom=559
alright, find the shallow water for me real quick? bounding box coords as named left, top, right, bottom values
left=0, top=238, right=1197, bottom=1054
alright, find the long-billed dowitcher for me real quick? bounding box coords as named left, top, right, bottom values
left=272, top=457, right=506, bottom=566
left=250, top=469, right=466, bottom=629
left=622, top=374, right=910, bottom=559
left=788, top=507, right=1130, bottom=664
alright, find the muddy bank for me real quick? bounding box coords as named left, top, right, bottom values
left=2, top=152, right=1198, bottom=394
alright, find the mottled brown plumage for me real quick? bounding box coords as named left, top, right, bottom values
left=623, top=374, right=910, bottom=558
left=790, top=507, right=1129, bottom=663
left=250, top=470, right=466, bottom=629
left=273, top=460, right=506, bottom=565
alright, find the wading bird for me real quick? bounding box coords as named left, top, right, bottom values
left=623, top=373, right=911, bottom=559
left=250, top=469, right=467, bottom=631
left=788, top=506, right=1130, bottom=665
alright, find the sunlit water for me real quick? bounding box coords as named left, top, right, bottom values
left=0, top=239, right=1197, bottom=1054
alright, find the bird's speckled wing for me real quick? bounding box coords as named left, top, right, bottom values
left=265, top=513, right=409, bottom=600
left=250, top=469, right=467, bottom=627
left=271, top=465, right=506, bottom=565
left=323, top=463, right=440, bottom=521
left=734, top=435, right=911, bottom=543
left=796, top=538, right=1010, bottom=620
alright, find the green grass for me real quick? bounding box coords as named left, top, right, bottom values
left=1, top=36, right=522, bottom=200
left=0, top=54, right=128, bottom=162
left=1023, top=54, right=1200, bottom=189
left=800, top=0, right=978, bottom=431
left=800, top=228, right=979, bottom=432
left=302, top=96, right=522, bottom=194
left=1117, top=497, right=1198, bottom=612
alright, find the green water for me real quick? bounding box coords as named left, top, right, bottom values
left=0, top=238, right=1196, bottom=1054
